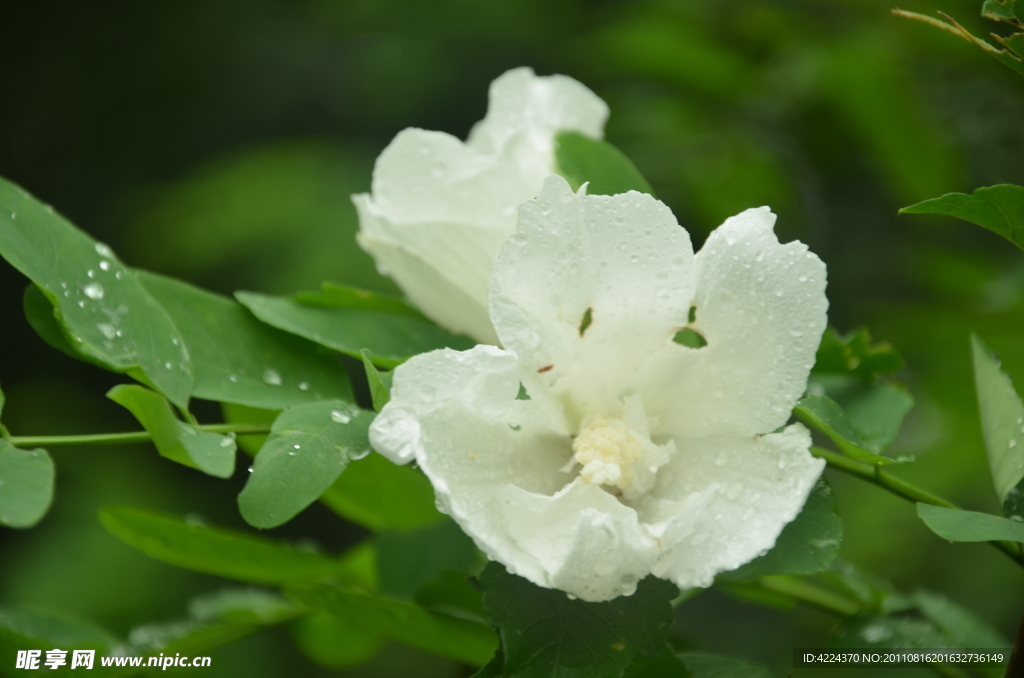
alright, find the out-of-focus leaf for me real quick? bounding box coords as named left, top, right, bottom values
left=22, top=284, right=80, bottom=360
left=296, top=281, right=425, bottom=320
left=415, top=572, right=487, bottom=623
left=479, top=562, right=678, bottom=678
left=291, top=612, right=384, bottom=670
left=139, top=272, right=353, bottom=409
left=677, top=652, right=774, bottom=678
left=320, top=452, right=444, bottom=532
left=555, top=132, right=654, bottom=197
left=237, top=401, right=374, bottom=529
left=900, top=185, right=1024, bottom=251
left=107, top=384, right=236, bottom=479
left=819, top=561, right=914, bottom=616
left=624, top=654, right=690, bottom=678
left=288, top=585, right=496, bottom=667
left=189, top=588, right=300, bottom=625
left=831, top=614, right=948, bottom=649
left=360, top=350, right=392, bottom=412
left=723, top=478, right=841, bottom=579
left=470, top=651, right=505, bottom=678
left=237, top=291, right=473, bottom=368
left=982, top=0, right=1024, bottom=23
left=0, top=441, right=54, bottom=529
left=99, top=506, right=369, bottom=586
left=971, top=335, right=1024, bottom=503
left=834, top=382, right=914, bottom=454
left=913, top=590, right=1009, bottom=649
left=377, top=520, right=478, bottom=600
left=813, top=327, right=904, bottom=379
left=916, top=503, right=1024, bottom=543
left=0, top=178, right=192, bottom=407
left=794, top=395, right=900, bottom=464
left=0, top=607, right=119, bottom=656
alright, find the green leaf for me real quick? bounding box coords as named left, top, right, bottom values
left=415, top=571, right=487, bottom=623
left=830, top=613, right=948, bottom=649
left=982, top=0, right=1023, bottom=23
left=834, top=382, right=914, bottom=454
left=377, top=520, right=479, bottom=600
left=480, top=562, right=678, bottom=678
left=676, top=652, right=774, bottom=678
left=189, top=588, right=301, bottom=625
left=237, top=400, right=374, bottom=528
left=818, top=560, right=914, bottom=616
left=625, top=650, right=691, bottom=678
left=812, top=326, right=904, bottom=378
left=99, top=506, right=369, bottom=586
left=913, top=590, right=1009, bottom=649
left=139, top=272, right=353, bottom=409
left=23, top=283, right=81, bottom=360
left=900, top=185, right=1024, bottom=251
left=723, top=478, right=842, bottom=578
left=361, top=349, right=392, bottom=412
left=0, top=178, right=193, bottom=407
left=916, top=503, right=1024, bottom=543
left=236, top=290, right=474, bottom=368
left=554, top=131, right=655, bottom=197
left=296, top=281, right=426, bottom=320
left=0, top=607, right=119, bottom=654
left=320, top=451, right=444, bottom=532
left=107, top=384, right=236, bottom=478
left=971, top=335, right=1024, bottom=503
left=222, top=402, right=276, bottom=456
left=291, top=612, right=384, bottom=670
left=0, top=441, right=54, bottom=528
left=794, top=395, right=898, bottom=464
left=288, top=585, right=497, bottom=667
left=471, top=651, right=506, bottom=678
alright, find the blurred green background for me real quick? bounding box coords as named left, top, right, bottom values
left=2, top=0, right=1024, bottom=675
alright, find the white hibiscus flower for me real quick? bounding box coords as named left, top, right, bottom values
left=369, top=175, right=828, bottom=602
left=353, top=67, right=608, bottom=344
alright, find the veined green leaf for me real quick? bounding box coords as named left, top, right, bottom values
left=0, top=178, right=192, bottom=407
left=554, top=131, right=655, bottom=197
left=99, top=506, right=369, bottom=586
left=139, top=272, right=353, bottom=409
left=107, top=384, right=236, bottom=478
left=900, top=185, right=1024, bottom=250
left=971, top=335, right=1024, bottom=503
left=288, top=585, right=496, bottom=667
left=917, top=503, right=1024, bottom=543
left=360, top=349, right=392, bottom=412
left=237, top=400, right=374, bottom=529
left=794, top=395, right=900, bottom=464
left=723, top=478, right=841, bottom=579
left=480, top=563, right=677, bottom=678
left=237, top=290, right=473, bottom=368
left=0, top=441, right=54, bottom=529
left=320, top=452, right=444, bottom=532
left=982, top=0, right=1023, bottom=24
left=296, top=281, right=426, bottom=321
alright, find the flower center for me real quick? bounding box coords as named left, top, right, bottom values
left=572, top=416, right=644, bottom=491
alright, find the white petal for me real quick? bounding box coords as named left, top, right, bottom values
left=370, top=343, right=657, bottom=602
left=355, top=196, right=501, bottom=344
left=491, top=175, right=696, bottom=424
left=354, top=68, right=608, bottom=342
left=639, top=424, right=824, bottom=590
left=468, top=67, right=609, bottom=160
left=369, top=345, right=520, bottom=464
left=635, top=207, right=828, bottom=437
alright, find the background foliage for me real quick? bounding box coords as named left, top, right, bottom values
left=2, top=0, right=1024, bottom=675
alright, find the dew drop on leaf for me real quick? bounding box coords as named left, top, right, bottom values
left=330, top=409, right=351, bottom=424
left=83, top=282, right=105, bottom=300
left=261, top=369, right=282, bottom=386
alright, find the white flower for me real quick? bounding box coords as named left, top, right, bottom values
left=353, top=67, right=608, bottom=344
left=369, top=175, right=828, bottom=602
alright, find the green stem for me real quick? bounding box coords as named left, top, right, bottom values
left=812, top=446, right=1024, bottom=567
left=755, top=575, right=861, bottom=617
left=6, top=423, right=272, bottom=448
